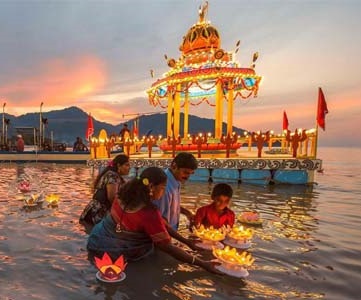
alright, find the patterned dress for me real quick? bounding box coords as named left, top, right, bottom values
left=79, top=170, right=125, bottom=225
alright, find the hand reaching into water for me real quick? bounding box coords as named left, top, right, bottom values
left=186, top=238, right=204, bottom=251
left=196, top=259, right=223, bottom=275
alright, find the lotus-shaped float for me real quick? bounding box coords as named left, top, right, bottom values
left=18, top=180, right=31, bottom=193
left=95, top=252, right=127, bottom=281
left=227, top=226, right=254, bottom=241
left=45, top=193, right=60, bottom=206
left=192, top=225, right=226, bottom=242
left=23, top=193, right=42, bottom=206
left=238, top=211, right=262, bottom=225
left=212, top=245, right=255, bottom=267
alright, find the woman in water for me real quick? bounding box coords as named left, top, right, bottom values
left=80, top=154, right=130, bottom=225
left=87, top=167, right=221, bottom=274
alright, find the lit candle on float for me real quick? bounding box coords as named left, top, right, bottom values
left=227, top=226, right=254, bottom=244
left=192, top=225, right=226, bottom=242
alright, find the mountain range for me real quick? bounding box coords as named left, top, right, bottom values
left=2, top=106, right=247, bottom=146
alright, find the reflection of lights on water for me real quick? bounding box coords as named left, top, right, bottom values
left=162, top=278, right=216, bottom=299
left=246, top=281, right=324, bottom=299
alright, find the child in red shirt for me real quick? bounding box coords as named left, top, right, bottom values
left=194, top=183, right=235, bottom=229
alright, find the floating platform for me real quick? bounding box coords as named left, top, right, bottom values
left=87, top=151, right=322, bottom=185
left=0, top=148, right=322, bottom=185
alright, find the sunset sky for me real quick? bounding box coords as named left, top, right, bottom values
left=0, top=0, right=360, bottom=147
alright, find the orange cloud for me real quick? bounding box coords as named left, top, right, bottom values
left=1, top=55, right=107, bottom=108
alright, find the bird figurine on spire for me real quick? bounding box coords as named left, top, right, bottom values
left=198, top=1, right=209, bottom=23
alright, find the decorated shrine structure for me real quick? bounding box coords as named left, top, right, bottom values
left=87, top=3, right=323, bottom=185
left=147, top=2, right=262, bottom=154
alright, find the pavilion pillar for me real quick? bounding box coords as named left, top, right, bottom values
left=173, top=83, right=181, bottom=137
left=183, top=89, right=189, bottom=138
left=214, top=80, right=223, bottom=138
left=167, top=88, right=174, bottom=137
left=227, top=84, right=234, bottom=135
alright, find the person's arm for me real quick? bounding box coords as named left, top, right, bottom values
left=106, top=183, right=118, bottom=205
left=180, top=206, right=194, bottom=221
left=229, top=210, right=236, bottom=227
left=165, top=223, right=204, bottom=251
left=156, top=241, right=223, bottom=275
left=193, top=207, right=205, bottom=228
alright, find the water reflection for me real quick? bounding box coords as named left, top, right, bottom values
left=0, top=163, right=338, bottom=299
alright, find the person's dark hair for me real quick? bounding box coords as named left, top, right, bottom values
left=211, top=183, right=233, bottom=199
left=118, top=167, right=167, bottom=210
left=93, top=154, right=129, bottom=188
left=172, top=152, right=198, bottom=170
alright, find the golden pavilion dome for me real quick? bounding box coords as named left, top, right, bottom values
left=180, top=2, right=221, bottom=55
left=180, top=22, right=220, bottom=55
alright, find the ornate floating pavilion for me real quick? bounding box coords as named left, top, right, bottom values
left=86, top=2, right=322, bottom=185
left=147, top=2, right=261, bottom=142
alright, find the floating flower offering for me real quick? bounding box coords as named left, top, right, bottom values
left=95, top=252, right=127, bottom=282
left=192, top=225, right=226, bottom=242
left=238, top=211, right=262, bottom=225
left=192, top=225, right=226, bottom=250
left=18, top=181, right=31, bottom=193
left=213, top=245, right=255, bottom=266
left=227, top=226, right=254, bottom=241
left=23, top=193, right=42, bottom=207
left=45, top=193, right=60, bottom=206
left=225, top=226, right=254, bottom=249
left=212, top=246, right=255, bottom=278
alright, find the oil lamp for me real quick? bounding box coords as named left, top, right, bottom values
left=192, top=133, right=207, bottom=158
left=145, top=135, right=157, bottom=158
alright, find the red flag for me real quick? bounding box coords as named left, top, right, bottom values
left=317, top=87, right=328, bottom=130
left=133, top=126, right=138, bottom=136
left=86, top=113, right=94, bottom=140
left=133, top=118, right=138, bottom=136
left=283, top=110, right=289, bottom=131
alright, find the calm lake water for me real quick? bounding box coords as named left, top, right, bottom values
left=0, top=147, right=360, bottom=300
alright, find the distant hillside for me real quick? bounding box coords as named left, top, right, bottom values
left=2, top=106, right=247, bottom=146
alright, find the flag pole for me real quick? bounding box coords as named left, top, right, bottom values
left=313, top=87, right=320, bottom=158
left=313, top=119, right=319, bottom=158
left=314, top=87, right=322, bottom=158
